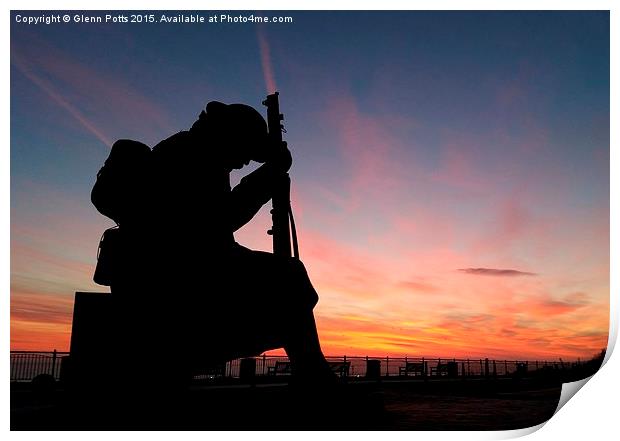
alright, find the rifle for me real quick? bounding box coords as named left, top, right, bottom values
left=262, top=92, right=299, bottom=259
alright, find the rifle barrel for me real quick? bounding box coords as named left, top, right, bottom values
left=263, top=92, right=292, bottom=258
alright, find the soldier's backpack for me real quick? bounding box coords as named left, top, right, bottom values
left=91, top=139, right=151, bottom=224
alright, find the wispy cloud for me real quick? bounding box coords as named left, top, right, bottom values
left=11, top=34, right=174, bottom=146
left=458, top=268, right=537, bottom=277
left=12, top=53, right=112, bottom=147
left=256, top=25, right=277, bottom=94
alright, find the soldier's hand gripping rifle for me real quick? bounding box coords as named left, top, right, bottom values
left=263, top=92, right=299, bottom=259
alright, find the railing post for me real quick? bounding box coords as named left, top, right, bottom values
left=386, top=356, right=389, bottom=377
left=28, top=354, right=33, bottom=380
left=262, top=354, right=266, bottom=376
left=51, top=349, right=57, bottom=378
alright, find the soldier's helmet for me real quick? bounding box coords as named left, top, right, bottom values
left=192, top=101, right=270, bottom=163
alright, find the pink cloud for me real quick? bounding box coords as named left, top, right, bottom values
left=300, top=230, right=391, bottom=299
left=429, top=140, right=489, bottom=193
left=396, top=280, right=439, bottom=294
left=319, top=93, right=417, bottom=208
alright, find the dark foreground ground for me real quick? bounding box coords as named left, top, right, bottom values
left=11, top=377, right=562, bottom=430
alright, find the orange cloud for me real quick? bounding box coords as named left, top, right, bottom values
left=313, top=311, right=606, bottom=360
left=11, top=290, right=75, bottom=351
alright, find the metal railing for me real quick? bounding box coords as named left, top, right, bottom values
left=10, top=350, right=584, bottom=382
left=10, top=350, right=70, bottom=382
left=225, top=355, right=576, bottom=379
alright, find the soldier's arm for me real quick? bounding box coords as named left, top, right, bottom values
left=229, top=143, right=292, bottom=231
left=229, top=163, right=275, bottom=231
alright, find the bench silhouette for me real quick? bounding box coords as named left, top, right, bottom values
left=328, top=361, right=350, bottom=378
left=268, top=361, right=292, bottom=376
left=268, top=360, right=350, bottom=377
left=431, top=363, right=448, bottom=376
left=399, top=361, right=427, bottom=377
left=431, top=361, right=459, bottom=377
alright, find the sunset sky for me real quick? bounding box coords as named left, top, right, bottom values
left=10, top=11, right=609, bottom=360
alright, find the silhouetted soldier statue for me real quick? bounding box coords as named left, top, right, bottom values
left=92, top=100, right=334, bottom=390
